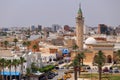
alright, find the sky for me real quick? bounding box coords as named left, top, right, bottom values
left=0, top=0, right=120, bottom=28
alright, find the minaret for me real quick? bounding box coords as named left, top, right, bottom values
left=76, top=4, right=84, bottom=50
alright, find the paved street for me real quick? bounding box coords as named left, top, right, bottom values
left=48, top=69, right=74, bottom=80
left=48, top=69, right=66, bottom=80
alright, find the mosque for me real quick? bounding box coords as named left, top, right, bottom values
left=83, top=37, right=114, bottom=66
left=72, top=5, right=114, bottom=66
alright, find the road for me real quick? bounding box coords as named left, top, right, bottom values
left=48, top=68, right=74, bottom=80
left=48, top=69, right=66, bottom=80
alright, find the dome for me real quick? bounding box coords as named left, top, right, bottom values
left=85, top=37, right=97, bottom=44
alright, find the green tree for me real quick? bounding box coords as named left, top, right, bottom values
left=116, top=50, right=120, bottom=65
left=12, top=59, right=20, bottom=79
left=31, top=62, right=38, bottom=72
left=0, top=58, right=2, bottom=79
left=6, top=60, right=12, bottom=80
left=72, top=58, right=79, bottom=80
left=79, top=52, right=85, bottom=66
left=4, top=40, right=9, bottom=50
left=0, top=58, right=2, bottom=70
left=72, top=44, right=78, bottom=52
left=22, top=41, right=27, bottom=52
left=22, top=41, right=26, bottom=47
left=12, top=31, right=15, bottom=36
left=26, top=68, right=31, bottom=80
left=76, top=53, right=81, bottom=77
left=13, top=38, right=18, bottom=50
left=93, top=50, right=106, bottom=80
left=32, top=44, right=37, bottom=53
left=26, top=68, right=31, bottom=76
left=0, top=58, right=6, bottom=80
left=76, top=52, right=85, bottom=77
left=20, top=57, right=26, bottom=77
left=26, top=41, right=31, bottom=51
left=0, top=42, right=4, bottom=47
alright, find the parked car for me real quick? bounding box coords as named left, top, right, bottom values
left=109, top=67, right=113, bottom=73
left=58, top=61, right=64, bottom=64
left=113, top=69, right=119, bottom=73
left=55, top=66, right=59, bottom=70
left=47, top=74, right=54, bottom=79
left=81, top=67, right=88, bottom=72
left=113, top=67, right=119, bottom=73
left=60, top=66, right=64, bottom=69
left=109, top=70, right=113, bottom=73
left=69, top=66, right=73, bottom=69
left=46, top=71, right=56, bottom=79
left=51, top=69, right=58, bottom=75
left=86, top=66, right=91, bottom=70
left=103, top=67, right=109, bottom=73
left=48, top=71, right=56, bottom=76
left=39, top=75, right=48, bottom=80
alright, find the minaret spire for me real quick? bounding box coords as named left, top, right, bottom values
left=77, top=3, right=82, bottom=17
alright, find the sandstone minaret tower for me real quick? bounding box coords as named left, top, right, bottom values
left=76, top=4, right=84, bottom=50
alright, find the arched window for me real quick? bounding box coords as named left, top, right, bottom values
left=93, top=55, right=98, bottom=66
left=107, top=55, right=112, bottom=63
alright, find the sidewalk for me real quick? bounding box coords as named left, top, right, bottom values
left=78, top=78, right=90, bottom=80
left=58, top=62, right=72, bottom=68
left=70, top=73, right=90, bottom=80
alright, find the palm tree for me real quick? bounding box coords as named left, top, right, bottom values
left=93, top=50, right=106, bottom=80
left=22, top=41, right=27, bottom=52
left=13, top=38, right=18, bottom=50
left=31, top=62, right=38, bottom=72
left=76, top=53, right=81, bottom=77
left=6, top=60, right=12, bottom=80
left=0, top=42, right=4, bottom=48
left=32, top=44, right=37, bottom=53
left=26, top=41, right=31, bottom=52
left=4, top=40, right=9, bottom=50
left=0, top=58, right=3, bottom=80
left=0, top=58, right=6, bottom=80
left=20, top=57, right=26, bottom=78
left=72, top=58, right=79, bottom=80
left=0, top=60, right=1, bottom=79
left=79, top=52, right=85, bottom=66
left=12, top=59, right=20, bottom=79
left=72, top=44, right=78, bottom=52
left=116, top=50, right=120, bottom=65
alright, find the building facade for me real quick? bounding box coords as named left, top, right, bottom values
left=98, top=24, right=108, bottom=34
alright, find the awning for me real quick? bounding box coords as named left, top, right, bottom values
left=0, top=72, right=20, bottom=76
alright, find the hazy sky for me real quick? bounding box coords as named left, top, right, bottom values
left=0, top=0, right=120, bottom=27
